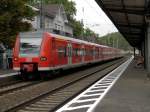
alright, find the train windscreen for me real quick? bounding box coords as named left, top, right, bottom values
left=19, top=32, right=43, bottom=57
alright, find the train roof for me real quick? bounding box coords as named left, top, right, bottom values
left=19, top=31, right=116, bottom=49
left=49, top=32, right=110, bottom=48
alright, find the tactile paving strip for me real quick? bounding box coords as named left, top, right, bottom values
left=56, top=56, right=134, bottom=112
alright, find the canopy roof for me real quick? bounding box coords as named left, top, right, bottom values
left=96, top=0, right=150, bottom=48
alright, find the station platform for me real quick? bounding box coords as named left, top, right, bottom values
left=0, top=69, right=16, bottom=75
left=0, top=69, right=17, bottom=78
left=94, top=59, right=150, bottom=112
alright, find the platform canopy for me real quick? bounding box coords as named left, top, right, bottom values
left=96, top=0, right=150, bottom=48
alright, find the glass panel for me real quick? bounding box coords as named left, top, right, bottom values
left=19, top=32, right=43, bottom=57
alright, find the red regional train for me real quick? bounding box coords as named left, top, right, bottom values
left=13, top=31, right=123, bottom=79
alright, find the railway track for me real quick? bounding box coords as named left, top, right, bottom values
left=0, top=80, right=22, bottom=88
left=0, top=81, right=43, bottom=96
left=2, top=58, right=126, bottom=112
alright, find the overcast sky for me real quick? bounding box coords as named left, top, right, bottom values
left=71, top=0, right=118, bottom=36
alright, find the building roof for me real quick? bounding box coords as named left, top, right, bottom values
left=36, top=4, right=65, bottom=18
left=96, top=0, right=150, bottom=49
left=42, top=4, right=60, bottom=18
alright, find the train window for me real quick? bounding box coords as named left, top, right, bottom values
left=64, top=47, right=67, bottom=57
left=87, top=49, right=90, bottom=56
left=89, top=50, right=93, bottom=56
left=67, top=45, right=72, bottom=57
left=85, top=49, right=87, bottom=56
left=19, top=32, right=43, bottom=57
left=58, top=47, right=66, bottom=58
left=95, top=49, right=98, bottom=56
left=72, top=48, right=82, bottom=56
left=84, top=49, right=86, bottom=56
left=52, top=39, right=55, bottom=49
left=78, top=49, right=82, bottom=56
left=73, top=48, right=77, bottom=56
left=81, top=48, right=85, bottom=56
left=66, top=46, right=69, bottom=56
left=87, top=50, right=88, bottom=56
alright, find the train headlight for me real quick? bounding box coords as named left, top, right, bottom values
left=14, top=57, right=18, bottom=61
left=40, top=57, right=47, bottom=61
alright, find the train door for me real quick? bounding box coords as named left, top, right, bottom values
left=67, top=43, right=72, bottom=65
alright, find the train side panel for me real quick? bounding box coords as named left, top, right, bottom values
left=72, top=42, right=82, bottom=64
left=13, top=36, right=20, bottom=70
left=13, top=31, right=124, bottom=79
left=38, top=33, right=51, bottom=70
left=52, top=37, right=68, bottom=67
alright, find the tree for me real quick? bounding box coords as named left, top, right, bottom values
left=98, top=32, right=132, bottom=51
left=83, top=28, right=96, bottom=42
left=0, top=0, right=35, bottom=48
left=69, top=19, right=84, bottom=38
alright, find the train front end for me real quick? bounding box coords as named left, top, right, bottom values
left=13, top=31, right=51, bottom=79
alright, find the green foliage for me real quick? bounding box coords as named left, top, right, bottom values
left=82, top=28, right=98, bottom=42
left=98, top=32, right=132, bottom=50
left=0, top=0, right=35, bottom=48
left=84, top=28, right=95, bottom=36
left=69, top=19, right=84, bottom=38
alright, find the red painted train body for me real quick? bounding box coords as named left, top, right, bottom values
left=13, top=31, right=123, bottom=78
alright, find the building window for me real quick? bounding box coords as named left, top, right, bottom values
left=55, top=24, right=57, bottom=29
